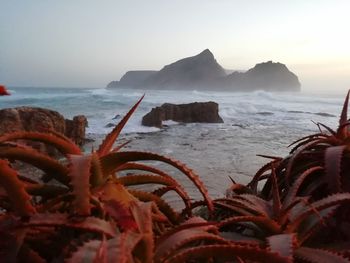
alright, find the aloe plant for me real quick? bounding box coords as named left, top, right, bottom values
left=0, top=93, right=350, bottom=262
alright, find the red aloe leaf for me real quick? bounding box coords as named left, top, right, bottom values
left=289, top=135, right=327, bottom=154
left=298, top=206, right=338, bottom=244
left=106, top=232, right=143, bottom=263
left=287, top=133, right=327, bottom=148
left=0, top=228, right=27, bottom=262
left=97, top=95, right=144, bottom=156
left=116, top=162, right=192, bottom=212
left=68, top=234, right=140, bottom=263
left=165, top=244, right=290, bottom=263
left=249, top=159, right=280, bottom=193
left=317, top=123, right=337, bottom=136
left=0, top=85, right=10, bottom=95
left=339, top=90, right=350, bottom=127
left=66, top=239, right=103, bottom=263
left=95, top=180, right=137, bottom=208
left=25, top=183, right=69, bottom=198
left=218, top=215, right=281, bottom=234
left=118, top=174, right=174, bottom=187
left=17, top=246, right=46, bottom=263
left=119, top=174, right=192, bottom=212
left=111, top=140, right=132, bottom=153
left=22, top=213, right=116, bottom=237
left=104, top=200, right=137, bottom=231
left=214, top=200, right=257, bottom=217
left=155, top=230, right=228, bottom=262
left=267, top=234, right=296, bottom=261
left=101, top=151, right=213, bottom=213
left=0, top=131, right=81, bottom=155
left=68, top=154, right=92, bottom=216
left=288, top=193, right=350, bottom=232
left=271, top=166, right=282, bottom=217
left=295, top=247, right=350, bottom=263
left=256, top=154, right=282, bottom=160
left=130, top=202, right=154, bottom=263
left=285, top=139, right=329, bottom=186
left=215, top=195, right=270, bottom=217
left=129, top=189, right=179, bottom=224
left=90, top=152, right=104, bottom=187
left=94, top=235, right=107, bottom=263
left=0, top=145, right=69, bottom=184
left=283, top=166, right=324, bottom=210
left=155, top=217, right=224, bottom=262
left=0, top=160, right=36, bottom=216
left=324, top=145, right=346, bottom=192
left=156, top=217, right=216, bottom=246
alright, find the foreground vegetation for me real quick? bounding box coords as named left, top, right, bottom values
left=0, top=93, right=350, bottom=262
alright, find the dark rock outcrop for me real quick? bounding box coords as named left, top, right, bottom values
left=142, top=102, right=224, bottom=128
left=107, top=71, right=157, bottom=88
left=0, top=107, right=88, bottom=147
left=221, top=61, right=300, bottom=91
left=65, top=115, right=88, bottom=146
left=106, top=81, right=119, bottom=89
left=107, top=49, right=301, bottom=92
left=142, top=49, right=226, bottom=89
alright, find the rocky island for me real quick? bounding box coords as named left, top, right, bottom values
left=107, top=49, right=301, bottom=91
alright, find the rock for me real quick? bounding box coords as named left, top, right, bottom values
left=222, top=61, right=301, bottom=91
left=104, top=123, right=115, bottom=128
left=0, top=107, right=88, bottom=152
left=143, top=49, right=226, bottom=89
left=257, top=112, right=274, bottom=116
left=112, top=114, right=121, bottom=120
left=65, top=115, right=88, bottom=146
left=314, top=112, right=336, bottom=117
left=119, top=71, right=157, bottom=87
left=107, top=49, right=301, bottom=92
left=142, top=102, right=224, bottom=128
left=107, top=71, right=157, bottom=88
left=106, top=81, right=119, bottom=88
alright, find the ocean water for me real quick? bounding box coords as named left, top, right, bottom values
left=0, top=87, right=345, bottom=203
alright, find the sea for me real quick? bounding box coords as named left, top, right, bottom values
left=0, top=87, right=345, bottom=205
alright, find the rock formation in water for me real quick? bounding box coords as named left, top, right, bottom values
left=220, top=61, right=300, bottom=91
left=142, top=101, right=224, bottom=128
left=142, top=49, right=226, bottom=89
left=0, top=107, right=88, bottom=154
left=107, top=71, right=157, bottom=88
left=107, top=49, right=301, bottom=91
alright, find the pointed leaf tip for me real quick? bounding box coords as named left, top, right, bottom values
left=339, top=89, right=350, bottom=126
left=97, top=95, right=144, bottom=156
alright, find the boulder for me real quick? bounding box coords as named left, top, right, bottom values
left=142, top=102, right=224, bottom=128
left=65, top=115, right=88, bottom=146
left=0, top=107, right=88, bottom=150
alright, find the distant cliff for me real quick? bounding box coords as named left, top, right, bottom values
left=220, top=61, right=301, bottom=91
left=107, top=70, right=157, bottom=88
left=107, top=49, right=301, bottom=91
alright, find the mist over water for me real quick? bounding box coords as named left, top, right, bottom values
left=0, top=87, right=345, bottom=204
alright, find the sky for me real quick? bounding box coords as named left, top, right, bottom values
left=1, top=0, right=350, bottom=93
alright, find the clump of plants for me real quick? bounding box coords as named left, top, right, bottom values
left=0, top=92, right=350, bottom=262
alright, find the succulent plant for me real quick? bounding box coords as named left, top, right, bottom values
left=0, top=92, right=350, bottom=262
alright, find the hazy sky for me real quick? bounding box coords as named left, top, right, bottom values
left=1, top=0, right=350, bottom=93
